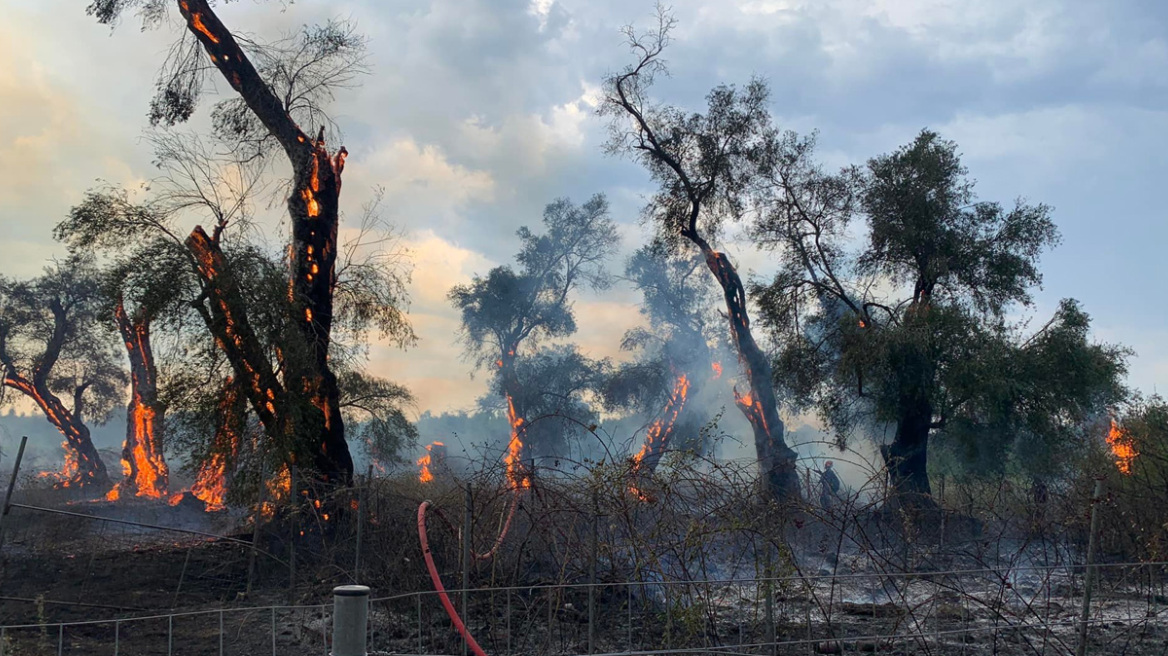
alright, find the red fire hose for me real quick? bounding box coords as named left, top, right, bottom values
left=418, top=500, right=490, bottom=656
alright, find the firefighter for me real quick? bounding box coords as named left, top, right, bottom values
left=820, top=460, right=841, bottom=509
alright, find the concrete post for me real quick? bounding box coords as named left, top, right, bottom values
left=332, top=585, right=370, bottom=656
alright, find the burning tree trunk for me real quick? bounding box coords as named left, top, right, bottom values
left=631, top=373, right=691, bottom=476
left=703, top=247, right=801, bottom=501
left=601, top=21, right=801, bottom=503
left=498, top=348, right=532, bottom=489
left=0, top=300, right=110, bottom=490
left=176, top=0, right=353, bottom=487
left=191, top=377, right=245, bottom=511
left=109, top=296, right=169, bottom=499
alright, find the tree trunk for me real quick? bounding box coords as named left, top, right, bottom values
left=178, top=0, right=353, bottom=487
left=191, top=377, right=245, bottom=511
left=633, top=371, right=693, bottom=476
left=3, top=376, right=109, bottom=489
left=700, top=247, right=801, bottom=503
left=881, top=398, right=933, bottom=499
left=498, top=347, right=532, bottom=488
left=113, top=298, right=169, bottom=498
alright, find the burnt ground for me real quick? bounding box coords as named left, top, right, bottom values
left=2, top=488, right=1168, bottom=655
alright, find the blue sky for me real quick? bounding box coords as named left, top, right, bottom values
left=1, top=0, right=1164, bottom=425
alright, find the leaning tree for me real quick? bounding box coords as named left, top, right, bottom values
left=449, top=195, right=617, bottom=485
left=602, top=242, right=723, bottom=476
left=598, top=9, right=801, bottom=502
left=751, top=128, right=1129, bottom=502
left=0, top=256, right=126, bottom=489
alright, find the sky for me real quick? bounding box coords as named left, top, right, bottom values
left=1, top=0, right=1165, bottom=456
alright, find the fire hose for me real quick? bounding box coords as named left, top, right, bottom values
left=417, top=491, right=521, bottom=656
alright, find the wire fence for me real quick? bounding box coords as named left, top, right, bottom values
left=3, top=561, right=1167, bottom=655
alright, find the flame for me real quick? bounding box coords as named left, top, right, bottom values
left=1106, top=417, right=1138, bottom=475
left=859, top=319, right=867, bottom=328
left=711, top=362, right=723, bottom=379
left=121, top=404, right=168, bottom=499
left=39, top=442, right=80, bottom=487
left=190, top=12, right=220, bottom=44
left=635, top=375, right=686, bottom=471
left=504, top=396, right=530, bottom=489
left=734, top=388, right=771, bottom=438
left=190, top=384, right=242, bottom=512
left=417, top=441, right=444, bottom=483
left=168, top=493, right=184, bottom=506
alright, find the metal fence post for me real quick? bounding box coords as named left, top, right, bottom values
left=1076, top=477, right=1105, bottom=656
left=271, top=606, right=277, bottom=656
left=332, top=585, right=370, bottom=656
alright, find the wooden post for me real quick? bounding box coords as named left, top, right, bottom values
left=0, top=436, right=28, bottom=549
left=1076, top=477, right=1105, bottom=656
left=354, top=464, right=372, bottom=582
left=588, top=489, right=598, bottom=655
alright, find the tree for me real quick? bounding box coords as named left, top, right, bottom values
left=0, top=256, right=125, bottom=489
left=602, top=243, right=722, bottom=475
left=96, top=237, right=195, bottom=500
left=449, top=195, right=617, bottom=485
left=85, top=0, right=374, bottom=490
left=751, top=129, right=1129, bottom=502
left=598, top=8, right=800, bottom=502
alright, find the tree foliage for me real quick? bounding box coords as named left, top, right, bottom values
left=751, top=129, right=1129, bottom=492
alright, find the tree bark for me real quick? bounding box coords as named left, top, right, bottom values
left=880, top=398, right=933, bottom=500
left=632, top=370, right=693, bottom=476
left=701, top=247, right=802, bottom=502
left=0, top=310, right=109, bottom=489
left=177, top=0, right=352, bottom=487
left=112, top=297, right=169, bottom=498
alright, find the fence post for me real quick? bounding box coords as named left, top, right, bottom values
left=588, top=489, right=598, bottom=655
left=1076, top=477, right=1105, bottom=656
left=355, top=464, right=372, bottom=583
left=333, top=585, right=370, bottom=656
left=0, top=436, right=28, bottom=549
left=289, top=466, right=298, bottom=602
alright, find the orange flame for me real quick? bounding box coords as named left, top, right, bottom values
left=504, top=396, right=531, bottom=489
left=190, top=12, right=220, bottom=44
left=1106, top=417, right=1138, bottom=475
left=39, top=441, right=80, bottom=488
left=417, top=441, right=444, bottom=483
left=629, top=375, right=691, bottom=500
left=711, top=362, right=723, bottom=380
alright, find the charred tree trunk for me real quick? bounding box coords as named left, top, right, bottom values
left=881, top=398, right=934, bottom=501
left=699, top=246, right=801, bottom=502
left=177, top=0, right=353, bottom=487
left=632, top=371, right=692, bottom=476
left=191, top=377, right=245, bottom=511
left=0, top=308, right=109, bottom=489
left=113, top=297, right=169, bottom=498
left=498, top=346, right=532, bottom=488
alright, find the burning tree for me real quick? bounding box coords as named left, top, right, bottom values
left=71, top=1, right=419, bottom=503
left=449, top=195, right=617, bottom=486
left=602, top=243, right=724, bottom=476
left=83, top=0, right=386, bottom=492
left=751, top=129, right=1130, bottom=502
left=598, top=9, right=801, bottom=502
left=0, top=256, right=126, bottom=489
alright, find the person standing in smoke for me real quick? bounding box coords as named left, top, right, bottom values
left=820, top=461, right=841, bottom=510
